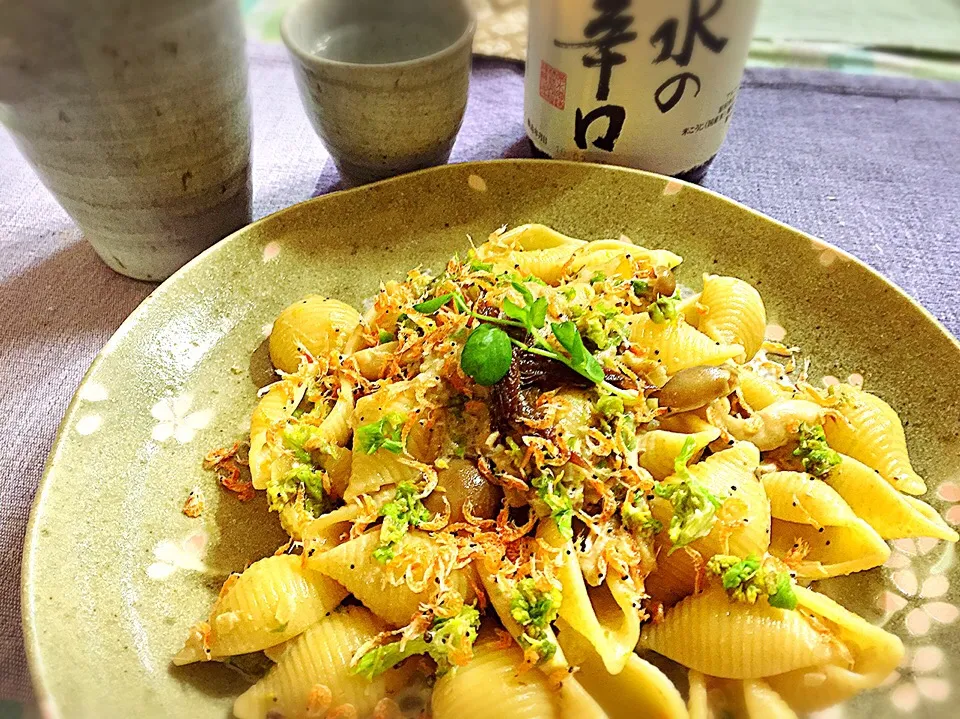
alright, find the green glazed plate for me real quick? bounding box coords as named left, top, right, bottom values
left=22, top=160, right=960, bottom=718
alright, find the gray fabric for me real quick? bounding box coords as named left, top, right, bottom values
left=1, top=40, right=958, bottom=702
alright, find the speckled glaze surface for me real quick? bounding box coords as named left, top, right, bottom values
left=22, top=160, right=960, bottom=718
left=281, top=0, right=475, bottom=185
left=0, top=0, right=252, bottom=281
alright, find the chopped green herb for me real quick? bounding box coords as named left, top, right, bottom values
left=551, top=321, right=604, bottom=383
left=356, top=413, right=406, bottom=455
left=531, top=471, right=573, bottom=540
left=706, top=554, right=798, bottom=610
left=589, top=271, right=606, bottom=285
left=793, top=422, right=842, bottom=477
left=510, top=577, right=561, bottom=663
left=373, top=482, right=434, bottom=563
left=596, top=394, right=624, bottom=418
left=282, top=423, right=334, bottom=464
left=646, top=291, right=681, bottom=324
left=631, top=279, right=649, bottom=296
left=413, top=293, right=454, bottom=314
left=621, top=492, right=662, bottom=537
left=378, top=330, right=396, bottom=344
left=653, top=439, right=724, bottom=551
left=353, top=605, right=480, bottom=678
left=460, top=323, right=513, bottom=386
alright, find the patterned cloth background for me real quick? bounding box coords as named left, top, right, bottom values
left=240, top=0, right=960, bottom=79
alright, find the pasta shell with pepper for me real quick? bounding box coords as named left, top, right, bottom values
left=269, top=295, right=360, bottom=374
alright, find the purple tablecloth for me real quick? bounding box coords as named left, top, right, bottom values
left=1, top=41, right=958, bottom=707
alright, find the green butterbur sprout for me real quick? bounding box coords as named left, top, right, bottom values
left=706, top=554, right=798, bottom=611
left=356, top=413, right=406, bottom=455
left=620, top=493, right=663, bottom=537
left=378, top=330, right=396, bottom=344
left=596, top=394, right=624, bottom=418
left=282, top=423, right=334, bottom=464
left=510, top=577, right=561, bottom=663
left=793, top=422, right=842, bottom=477
left=353, top=605, right=481, bottom=679
left=373, top=481, right=434, bottom=563
left=631, top=279, right=649, bottom=296
left=646, top=291, right=681, bottom=324
left=531, top=471, right=573, bottom=540
left=589, top=271, right=606, bottom=285
left=653, top=438, right=724, bottom=551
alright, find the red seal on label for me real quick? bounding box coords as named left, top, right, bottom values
left=539, top=61, right=566, bottom=110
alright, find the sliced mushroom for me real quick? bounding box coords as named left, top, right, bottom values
left=654, top=365, right=738, bottom=413
left=423, top=459, right=502, bottom=523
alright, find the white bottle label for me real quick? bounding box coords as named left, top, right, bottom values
left=524, top=0, right=760, bottom=176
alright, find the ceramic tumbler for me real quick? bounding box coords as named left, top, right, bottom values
left=0, top=0, right=252, bottom=281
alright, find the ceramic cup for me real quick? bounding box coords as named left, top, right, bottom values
left=0, top=0, right=252, bottom=281
left=281, top=0, right=475, bottom=186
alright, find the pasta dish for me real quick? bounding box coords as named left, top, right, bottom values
left=174, top=224, right=957, bottom=718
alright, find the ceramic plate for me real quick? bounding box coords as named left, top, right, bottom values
left=23, top=160, right=960, bottom=718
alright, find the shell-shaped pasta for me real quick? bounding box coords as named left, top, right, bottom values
left=720, top=399, right=825, bottom=452
left=301, top=488, right=393, bottom=554
left=686, top=670, right=709, bottom=719
left=350, top=341, right=399, bottom=380
left=567, top=239, right=683, bottom=282
left=763, top=470, right=890, bottom=578
left=820, top=385, right=926, bottom=495
left=765, top=586, right=904, bottom=712
left=477, top=561, right=567, bottom=675
left=344, top=381, right=429, bottom=502
left=737, top=368, right=792, bottom=411
left=498, top=223, right=587, bottom=251
left=742, top=679, right=797, bottom=719
left=652, top=442, right=769, bottom=559
left=173, top=555, right=347, bottom=663
left=538, top=522, right=640, bottom=674
left=644, top=544, right=701, bottom=607
left=638, top=585, right=833, bottom=679
left=823, top=455, right=958, bottom=541
left=306, top=530, right=474, bottom=627
left=233, top=605, right=387, bottom=719
left=695, top=275, right=766, bottom=363
left=431, top=640, right=566, bottom=719
left=629, top=315, right=743, bottom=374
left=269, top=296, right=360, bottom=374
left=638, top=426, right=719, bottom=481
left=557, top=622, right=688, bottom=719
left=249, top=379, right=308, bottom=490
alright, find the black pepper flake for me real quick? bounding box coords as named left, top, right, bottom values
left=730, top=485, right=737, bottom=491
left=825, top=540, right=831, bottom=546
left=818, top=527, right=825, bottom=533
left=349, top=563, right=355, bottom=569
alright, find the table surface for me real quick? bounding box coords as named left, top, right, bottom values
left=2, top=41, right=960, bottom=716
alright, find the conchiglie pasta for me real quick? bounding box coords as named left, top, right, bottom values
left=476, top=562, right=567, bottom=674
left=538, top=521, right=640, bottom=674
left=639, top=426, right=719, bottom=481
left=820, top=385, right=927, bottom=495
left=737, top=367, right=792, bottom=411
left=249, top=379, right=308, bottom=490
left=174, top=555, right=347, bottom=664
left=301, top=487, right=393, bottom=554
left=644, top=543, right=702, bottom=607
left=638, top=585, right=832, bottom=679
left=719, top=399, right=825, bottom=451
left=763, top=470, right=890, bottom=578
left=823, top=455, right=958, bottom=541
left=652, top=442, right=769, bottom=559
left=695, top=275, right=766, bottom=363
left=567, top=239, right=682, bottom=282
left=764, top=586, right=903, bottom=712
left=345, top=380, right=429, bottom=502
left=687, top=674, right=797, bottom=719
left=349, top=341, right=399, bottom=380
left=629, top=315, right=743, bottom=374
left=432, top=638, right=591, bottom=719
left=306, top=530, right=474, bottom=627
left=557, top=622, right=689, bottom=719
left=269, top=295, right=360, bottom=374
left=233, top=605, right=387, bottom=719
